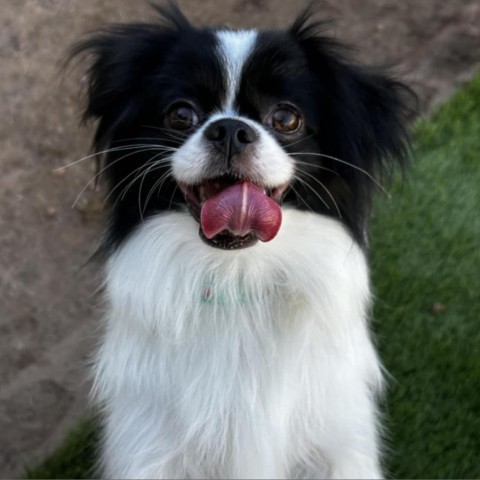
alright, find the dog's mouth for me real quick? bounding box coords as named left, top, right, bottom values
left=178, top=175, right=289, bottom=249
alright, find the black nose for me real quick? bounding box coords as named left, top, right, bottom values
left=204, top=119, right=258, bottom=161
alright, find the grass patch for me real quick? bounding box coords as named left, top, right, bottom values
left=371, top=73, right=480, bottom=478
left=27, top=74, right=480, bottom=478
left=26, top=417, right=99, bottom=479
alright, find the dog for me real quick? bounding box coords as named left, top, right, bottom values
left=72, top=3, right=409, bottom=478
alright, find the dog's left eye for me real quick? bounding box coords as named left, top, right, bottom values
left=267, top=104, right=302, bottom=134
left=167, top=103, right=200, bottom=130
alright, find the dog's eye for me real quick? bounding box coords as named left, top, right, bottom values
left=267, top=105, right=302, bottom=134
left=167, top=103, right=199, bottom=130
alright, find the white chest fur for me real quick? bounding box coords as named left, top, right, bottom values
left=95, top=209, right=383, bottom=479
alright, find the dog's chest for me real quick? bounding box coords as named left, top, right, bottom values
left=144, top=293, right=322, bottom=470
left=98, top=212, right=376, bottom=476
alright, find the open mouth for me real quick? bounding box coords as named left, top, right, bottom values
left=179, top=175, right=289, bottom=249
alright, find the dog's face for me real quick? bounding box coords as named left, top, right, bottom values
left=163, top=28, right=299, bottom=249
left=74, top=4, right=409, bottom=251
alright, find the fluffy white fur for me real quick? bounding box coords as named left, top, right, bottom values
left=94, top=208, right=383, bottom=479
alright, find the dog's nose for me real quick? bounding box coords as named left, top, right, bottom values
left=204, top=119, right=258, bottom=161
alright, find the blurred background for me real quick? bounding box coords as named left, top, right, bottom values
left=1, top=0, right=479, bottom=478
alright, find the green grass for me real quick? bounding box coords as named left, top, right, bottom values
left=371, top=73, right=480, bottom=478
left=27, top=74, right=480, bottom=479
left=26, top=416, right=99, bottom=479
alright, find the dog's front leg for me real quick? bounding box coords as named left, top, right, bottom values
left=321, top=387, right=383, bottom=479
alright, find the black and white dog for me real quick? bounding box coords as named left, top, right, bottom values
left=73, top=3, right=409, bottom=478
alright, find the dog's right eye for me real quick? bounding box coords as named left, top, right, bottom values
left=166, top=103, right=200, bottom=130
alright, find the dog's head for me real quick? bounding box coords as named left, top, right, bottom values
left=72, top=3, right=410, bottom=251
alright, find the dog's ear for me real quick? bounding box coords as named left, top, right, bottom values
left=68, top=2, right=190, bottom=150
left=289, top=7, right=413, bottom=182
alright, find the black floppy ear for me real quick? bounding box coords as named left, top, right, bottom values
left=68, top=2, right=190, bottom=150
left=290, top=8, right=413, bottom=181
left=328, top=63, right=412, bottom=178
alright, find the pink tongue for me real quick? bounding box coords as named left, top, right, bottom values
left=200, top=181, right=282, bottom=242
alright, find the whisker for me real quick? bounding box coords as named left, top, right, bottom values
left=107, top=164, right=151, bottom=211
left=140, top=125, right=189, bottom=142
left=110, top=162, right=157, bottom=212
left=55, top=144, right=171, bottom=172
left=113, top=136, right=177, bottom=143
left=293, top=175, right=330, bottom=211
left=292, top=160, right=339, bottom=176
left=117, top=157, right=170, bottom=203
left=71, top=147, right=164, bottom=208
left=288, top=184, right=314, bottom=212
left=296, top=170, right=342, bottom=219
left=113, top=137, right=184, bottom=147
left=168, top=182, right=179, bottom=209
left=137, top=157, right=169, bottom=222
left=106, top=156, right=171, bottom=209
left=290, top=152, right=390, bottom=197
left=282, top=133, right=315, bottom=149
left=143, top=167, right=174, bottom=214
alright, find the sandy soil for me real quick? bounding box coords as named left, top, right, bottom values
left=0, top=0, right=479, bottom=477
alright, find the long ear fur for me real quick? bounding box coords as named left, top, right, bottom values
left=67, top=2, right=191, bottom=151
left=289, top=6, right=414, bottom=241
left=290, top=7, right=413, bottom=179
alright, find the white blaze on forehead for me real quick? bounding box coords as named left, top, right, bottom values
left=216, top=29, right=257, bottom=114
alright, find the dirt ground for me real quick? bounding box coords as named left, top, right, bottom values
left=0, top=0, right=479, bottom=477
